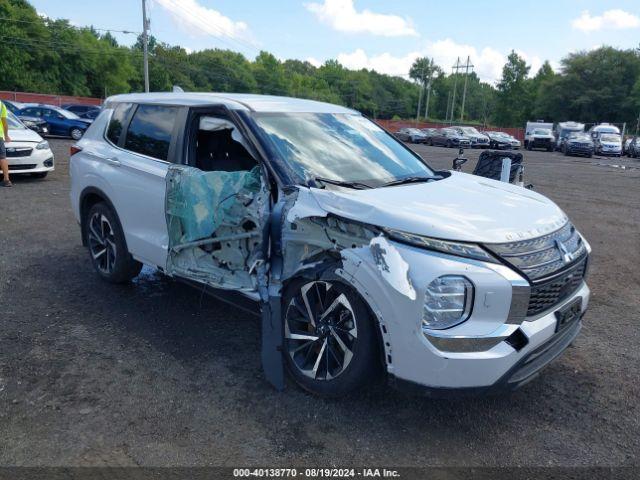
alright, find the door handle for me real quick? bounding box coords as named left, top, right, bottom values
left=105, top=157, right=121, bottom=167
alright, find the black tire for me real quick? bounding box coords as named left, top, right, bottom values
left=84, top=202, right=142, bottom=283
left=527, top=142, right=533, bottom=151
left=446, top=140, right=452, bottom=148
left=31, top=172, right=48, bottom=179
left=282, top=277, right=380, bottom=397
left=427, top=138, right=433, bottom=146
left=70, top=127, right=84, bottom=140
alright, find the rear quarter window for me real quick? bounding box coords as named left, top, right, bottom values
left=123, top=104, right=177, bottom=161
left=106, top=103, right=133, bottom=145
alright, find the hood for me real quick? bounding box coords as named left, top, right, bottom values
left=303, top=172, right=567, bottom=244
left=74, top=118, right=93, bottom=126
left=7, top=127, right=43, bottom=143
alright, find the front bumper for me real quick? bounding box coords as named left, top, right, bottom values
left=339, top=241, right=589, bottom=393
left=566, top=145, right=594, bottom=156
left=5, top=144, right=55, bottom=174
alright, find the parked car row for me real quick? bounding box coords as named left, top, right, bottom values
left=2, top=99, right=102, bottom=139
left=394, top=126, right=520, bottom=150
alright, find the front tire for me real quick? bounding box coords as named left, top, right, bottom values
left=84, top=203, right=142, bottom=283
left=283, top=278, right=380, bottom=397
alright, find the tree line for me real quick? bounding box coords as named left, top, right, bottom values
left=2, top=0, right=640, bottom=130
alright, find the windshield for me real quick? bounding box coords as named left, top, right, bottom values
left=533, top=129, right=551, bottom=135
left=460, top=127, right=479, bottom=135
left=406, top=128, right=421, bottom=134
left=249, top=113, right=434, bottom=186
left=57, top=108, right=80, bottom=119
left=6, top=111, right=25, bottom=130
left=601, top=134, right=620, bottom=142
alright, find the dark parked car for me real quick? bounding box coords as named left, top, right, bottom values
left=394, top=127, right=428, bottom=143
left=419, top=127, right=439, bottom=142
left=429, top=128, right=471, bottom=148
left=485, top=131, right=513, bottom=150
left=627, top=137, right=640, bottom=158
left=451, top=126, right=490, bottom=148
left=62, top=104, right=101, bottom=116
left=18, top=104, right=92, bottom=140
left=2, top=100, right=50, bottom=135
left=78, top=108, right=101, bottom=120
left=561, top=133, right=594, bottom=157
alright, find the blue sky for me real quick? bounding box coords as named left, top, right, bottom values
left=30, top=0, right=640, bottom=83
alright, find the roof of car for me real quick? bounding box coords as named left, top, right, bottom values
left=105, top=92, right=359, bottom=114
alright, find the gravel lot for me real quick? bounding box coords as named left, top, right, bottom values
left=0, top=139, right=638, bottom=467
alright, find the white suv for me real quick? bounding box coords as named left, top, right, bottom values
left=70, top=93, right=591, bottom=397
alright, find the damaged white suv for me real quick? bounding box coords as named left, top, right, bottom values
left=70, top=93, right=591, bottom=396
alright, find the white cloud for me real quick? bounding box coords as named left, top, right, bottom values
left=337, top=48, right=420, bottom=76
left=572, top=9, right=640, bottom=32
left=153, top=0, right=251, bottom=42
left=305, top=0, right=418, bottom=37
left=334, top=39, right=550, bottom=84
left=306, top=57, right=323, bottom=67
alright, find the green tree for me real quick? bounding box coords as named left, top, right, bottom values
left=494, top=51, right=531, bottom=126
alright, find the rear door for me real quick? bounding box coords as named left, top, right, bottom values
left=108, top=103, right=184, bottom=268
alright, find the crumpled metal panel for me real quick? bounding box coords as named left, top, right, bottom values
left=166, top=166, right=262, bottom=243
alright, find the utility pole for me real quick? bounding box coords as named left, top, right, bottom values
left=142, top=0, right=150, bottom=93
left=416, top=63, right=425, bottom=124
left=445, top=90, right=452, bottom=122
left=450, top=57, right=461, bottom=124
left=424, top=77, right=432, bottom=120
left=459, top=56, right=474, bottom=122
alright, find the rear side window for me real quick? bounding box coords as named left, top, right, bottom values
left=124, top=104, right=177, bottom=161
left=107, top=103, right=133, bottom=145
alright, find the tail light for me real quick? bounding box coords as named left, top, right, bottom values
left=70, top=145, right=82, bottom=156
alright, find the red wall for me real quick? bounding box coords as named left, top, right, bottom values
left=0, top=91, right=102, bottom=107
left=375, top=119, right=525, bottom=141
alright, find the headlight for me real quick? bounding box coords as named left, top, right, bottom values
left=384, top=229, right=497, bottom=263
left=36, top=141, right=50, bottom=150
left=423, top=275, right=474, bottom=330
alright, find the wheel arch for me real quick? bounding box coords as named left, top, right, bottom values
left=79, top=186, right=120, bottom=247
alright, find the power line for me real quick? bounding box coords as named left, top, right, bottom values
left=0, top=16, right=140, bottom=35
left=150, top=0, right=260, bottom=55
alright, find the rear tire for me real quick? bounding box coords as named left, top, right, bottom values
left=70, top=127, right=84, bottom=140
left=282, top=278, right=380, bottom=397
left=84, top=202, right=142, bottom=283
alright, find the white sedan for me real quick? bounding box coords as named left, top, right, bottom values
left=5, top=112, right=54, bottom=178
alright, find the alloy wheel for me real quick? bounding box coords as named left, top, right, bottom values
left=88, top=212, right=117, bottom=274
left=285, top=281, right=358, bottom=381
left=71, top=128, right=83, bottom=140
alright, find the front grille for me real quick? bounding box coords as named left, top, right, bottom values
left=6, top=148, right=33, bottom=157
left=484, top=222, right=589, bottom=316
left=485, top=222, right=587, bottom=280
left=8, top=164, right=36, bottom=171
left=527, top=256, right=588, bottom=316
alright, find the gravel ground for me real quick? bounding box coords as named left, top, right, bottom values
left=0, top=139, right=638, bottom=467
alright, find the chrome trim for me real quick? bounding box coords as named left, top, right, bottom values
left=424, top=324, right=520, bottom=353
